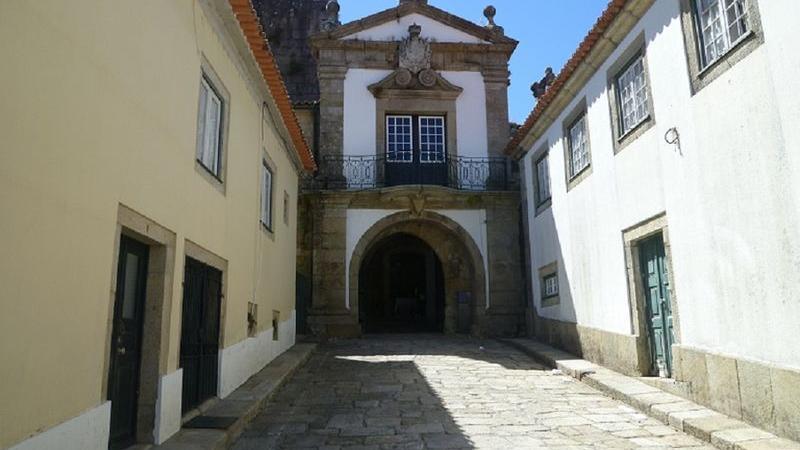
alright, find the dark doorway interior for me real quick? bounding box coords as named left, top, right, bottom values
left=180, top=257, right=222, bottom=414
left=359, top=233, right=445, bottom=333
left=108, top=235, right=149, bottom=450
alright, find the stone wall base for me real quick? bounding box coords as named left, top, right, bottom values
left=533, top=316, right=642, bottom=377
left=672, top=345, right=800, bottom=442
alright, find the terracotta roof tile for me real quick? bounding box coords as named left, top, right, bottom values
left=505, top=0, right=628, bottom=156
left=229, top=0, right=317, bottom=172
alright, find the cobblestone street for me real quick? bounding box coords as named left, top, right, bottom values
left=231, top=335, right=712, bottom=449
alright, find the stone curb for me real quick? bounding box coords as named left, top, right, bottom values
left=154, top=343, right=317, bottom=450
left=499, top=338, right=800, bottom=450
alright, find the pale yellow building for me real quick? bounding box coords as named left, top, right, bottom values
left=0, top=0, right=315, bottom=448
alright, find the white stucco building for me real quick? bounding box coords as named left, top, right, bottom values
left=508, top=0, right=800, bottom=442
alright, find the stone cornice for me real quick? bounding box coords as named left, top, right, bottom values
left=311, top=39, right=516, bottom=57
left=301, top=186, right=520, bottom=210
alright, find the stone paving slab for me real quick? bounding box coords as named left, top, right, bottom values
left=232, top=335, right=720, bottom=449
left=502, top=338, right=800, bottom=450
left=154, top=343, right=316, bottom=450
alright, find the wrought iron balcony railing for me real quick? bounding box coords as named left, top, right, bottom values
left=308, top=154, right=514, bottom=191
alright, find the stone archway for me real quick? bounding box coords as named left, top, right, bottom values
left=349, top=211, right=486, bottom=334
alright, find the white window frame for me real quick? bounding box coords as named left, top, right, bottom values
left=567, top=115, right=590, bottom=178
left=695, top=0, right=750, bottom=68
left=418, top=116, right=446, bottom=164
left=542, top=273, right=559, bottom=298
left=616, top=55, right=650, bottom=136
left=197, top=76, right=224, bottom=177
left=386, top=115, right=413, bottom=163
left=260, top=161, right=273, bottom=231
left=535, top=152, right=551, bottom=206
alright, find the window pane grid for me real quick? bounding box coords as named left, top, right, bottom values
left=698, top=0, right=749, bottom=66
left=419, top=116, right=445, bottom=163
left=535, top=155, right=550, bottom=205
left=617, top=57, right=649, bottom=135
left=569, top=116, right=589, bottom=177
left=543, top=274, right=559, bottom=297
left=261, top=163, right=272, bottom=228
left=386, top=116, right=413, bottom=163
left=198, top=77, right=223, bottom=176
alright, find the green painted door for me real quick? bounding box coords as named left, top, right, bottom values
left=639, top=234, right=675, bottom=377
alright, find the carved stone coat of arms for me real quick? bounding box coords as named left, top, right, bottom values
left=399, top=24, right=431, bottom=74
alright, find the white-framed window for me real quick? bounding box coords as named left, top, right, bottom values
left=419, top=116, right=445, bottom=163
left=696, top=0, right=749, bottom=67
left=197, top=76, right=224, bottom=177
left=386, top=115, right=413, bottom=163
left=535, top=152, right=551, bottom=206
left=542, top=273, right=559, bottom=298
left=567, top=115, right=590, bottom=178
left=616, top=55, right=650, bottom=135
left=260, top=161, right=273, bottom=230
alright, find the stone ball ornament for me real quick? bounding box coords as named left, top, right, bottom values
left=325, top=0, right=340, bottom=15
left=418, top=68, right=437, bottom=87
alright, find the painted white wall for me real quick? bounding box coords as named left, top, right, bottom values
left=342, top=69, right=488, bottom=177
left=444, top=71, right=488, bottom=159
left=344, top=209, right=490, bottom=310
left=153, top=369, right=182, bottom=445
left=343, top=69, right=392, bottom=158
left=218, top=310, right=297, bottom=398
left=341, top=13, right=488, bottom=44
left=9, top=402, right=110, bottom=450
left=521, top=0, right=800, bottom=369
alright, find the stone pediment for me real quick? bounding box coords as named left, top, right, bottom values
left=312, top=1, right=517, bottom=46
left=368, top=69, right=463, bottom=100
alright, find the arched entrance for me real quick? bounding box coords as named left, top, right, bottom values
left=359, top=233, right=445, bottom=333
left=349, top=211, right=486, bottom=335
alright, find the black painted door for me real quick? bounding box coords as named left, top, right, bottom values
left=180, top=257, right=222, bottom=414
left=385, top=115, right=447, bottom=187
left=108, top=235, right=149, bottom=450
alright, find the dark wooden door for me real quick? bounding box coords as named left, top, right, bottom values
left=108, top=235, right=149, bottom=449
left=384, top=115, right=447, bottom=187
left=639, top=234, right=675, bottom=377
left=180, top=257, right=222, bottom=414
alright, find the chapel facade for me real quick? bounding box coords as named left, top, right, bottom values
left=256, top=0, right=526, bottom=337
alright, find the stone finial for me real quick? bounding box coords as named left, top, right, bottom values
left=320, top=0, right=340, bottom=31
left=326, top=0, right=340, bottom=15
left=400, top=0, right=428, bottom=4
left=484, top=5, right=504, bottom=35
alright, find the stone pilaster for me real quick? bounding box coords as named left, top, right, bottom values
left=317, top=64, right=347, bottom=160
left=484, top=196, right=524, bottom=336
left=483, top=64, right=511, bottom=158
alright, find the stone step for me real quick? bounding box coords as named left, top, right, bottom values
left=499, top=338, right=800, bottom=450
left=153, top=343, right=316, bottom=450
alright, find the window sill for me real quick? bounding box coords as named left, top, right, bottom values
left=260, top=222, right=275, bottom=240
left=698, top=31, right=755, bottom=78
left=614, top=115, right=655, bottom=154
left=195, top=160, right=226, bottom=195
left=534, top=198, right=552, bottom=217
left=541, top=295, right=560, bottom=308
left=566, top=164, right=592, bottom=192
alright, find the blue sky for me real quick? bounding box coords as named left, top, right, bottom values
left=340, top=0, right=609, bottom=123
